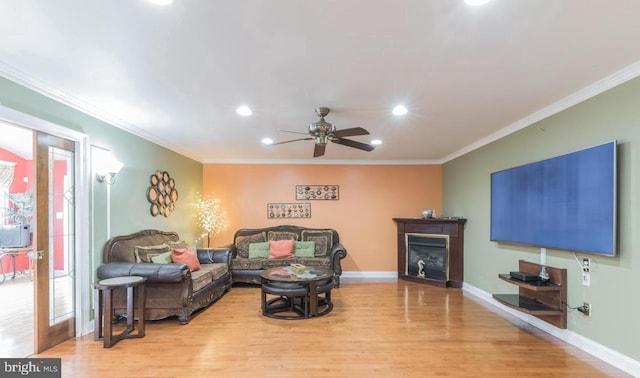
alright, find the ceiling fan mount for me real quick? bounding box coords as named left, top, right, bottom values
left=274, top=107, right=375, bottom=157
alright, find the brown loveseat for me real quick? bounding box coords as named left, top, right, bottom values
left=223, top=225, right=348, bottom=287
left=96, top=229, right=231, bottom=324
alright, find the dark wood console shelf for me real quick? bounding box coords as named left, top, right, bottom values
left=493, top=260, right=567, bottom=329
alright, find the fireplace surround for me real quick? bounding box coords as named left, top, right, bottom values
left=393, top=217, right=466, bottom=287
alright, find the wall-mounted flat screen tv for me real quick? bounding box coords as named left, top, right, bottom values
left=490, top=141, right=617, bottom=256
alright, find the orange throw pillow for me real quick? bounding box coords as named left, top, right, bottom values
left=268, top=239, right=295, bottom=259
left=171, top=248, right=201, bottom=272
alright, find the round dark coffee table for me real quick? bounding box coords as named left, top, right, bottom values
left=260, top=266, right=334, bottom=319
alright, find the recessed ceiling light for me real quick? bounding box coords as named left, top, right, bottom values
left=392, top=105, right=408, bottom=116
left=147, top=0, right=174, bottom=5
left=371, top=139, right=382, bottom=146
left=236, top=105, right=252, bottom=116
left=465, top=0, right=491, bottom=6
left=261, top=137, right=274, bottom=145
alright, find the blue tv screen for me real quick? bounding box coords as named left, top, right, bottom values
left=490, top=141, right=617, bottom=256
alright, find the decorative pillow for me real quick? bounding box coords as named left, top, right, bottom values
left=294, top=241, right=315, bottom=258
left=268, top=239, right=295, bottom=259
left=248, top=242, right=271, bottom=259
left=134, top=244, right=171, bottom=263
left=301, top=230, right=333, bottom=257
left=171, top=248, right=201, bottom=272
left=167, top=240, right=189, bottom=250
left=151, top=251, right=173, bottom=264
left=235, top=232, right=267, bottom=258
left=267, top=231, right=299, bottom=241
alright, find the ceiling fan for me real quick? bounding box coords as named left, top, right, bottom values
left=272, top=107, right=376, bottom=157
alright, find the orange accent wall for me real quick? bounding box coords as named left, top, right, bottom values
left=203, top=164, right=442, bottom=272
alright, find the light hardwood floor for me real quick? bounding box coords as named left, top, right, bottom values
left=22, top=279, right=631, bottom=377
left=0, top=273, right=34, bottom=358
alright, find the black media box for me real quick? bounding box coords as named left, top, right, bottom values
left=509, top=271, right=541, bottom=282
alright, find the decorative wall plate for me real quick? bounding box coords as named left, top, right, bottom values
left=147, top=186, right=158, bottom=203
left=296, top=185, right=339, bottom=200
left=267, top=203, right=311, bottom=218
left=147, top=170, right=178, bottom=217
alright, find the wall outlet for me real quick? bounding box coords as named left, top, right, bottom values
left=582, top=271, right=591, bottom=286
left=581, top=302, right=591, bottom=317
left=582, top=257, right=591, bottom=273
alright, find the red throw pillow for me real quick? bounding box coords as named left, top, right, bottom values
left=171, top=248, right=201, bottom=272
left=268, top=239, right=295, bottom=259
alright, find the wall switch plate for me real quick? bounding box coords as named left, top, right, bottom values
left=582, top=272, right=591, bottom=286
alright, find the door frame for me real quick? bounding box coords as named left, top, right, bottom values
left=0, top=105, right=92, bottom=337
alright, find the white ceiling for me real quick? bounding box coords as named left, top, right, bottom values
left=1, top=0, right=640, bottom=164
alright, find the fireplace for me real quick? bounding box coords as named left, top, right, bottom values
left=405, top=233, right=449, bottom=281
left=393, top=218, right=466, bottom=287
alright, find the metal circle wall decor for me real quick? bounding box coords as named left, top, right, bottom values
left=146, top=170, right=178, bottom=217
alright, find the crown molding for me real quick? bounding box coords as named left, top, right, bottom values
left=202, top=158, right=442, bottom=165
left=442, top=60, right=640, bottom=163
left=0, top=60, right=203, bottom=162
left=4, top=57, right=640, bottom=166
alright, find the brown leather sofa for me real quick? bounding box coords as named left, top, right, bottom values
left=96, top=229, right=231, bottom=324
left=223, top=225, right=348, bottom=287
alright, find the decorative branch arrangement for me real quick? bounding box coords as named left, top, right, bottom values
left=196, top=193, right=228, bottom=248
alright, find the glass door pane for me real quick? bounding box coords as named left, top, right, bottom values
left=48, top=147, right=75, bottom=325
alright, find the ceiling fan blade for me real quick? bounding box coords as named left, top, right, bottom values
left=272, top=137, right=314, bottom=145
left=332, top=138, right=375, bottom=152
left=313, top=143, right=326, bottom=157
left=331, top=127, right=370, bottom=138
left=279, top=129, right=310, bottom=136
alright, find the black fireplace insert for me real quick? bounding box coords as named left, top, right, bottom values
left=405, top=233, right=449, bottom=281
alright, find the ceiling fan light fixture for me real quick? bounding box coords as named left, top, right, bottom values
left=147, top=0, right=174, bottom=6
left=261, top=137, right=274, bottom=145
left=392, top=105, right=408, bottom=116
left=236, top=105, right=252, bottom=116
left=464, top=0, right=491, bottom=6
left=371, top=139, right=382, bottom=145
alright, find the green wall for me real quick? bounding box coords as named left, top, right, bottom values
left=443, top=77, right=640, bottom=361
left=0, top=76, right=203, bottom=272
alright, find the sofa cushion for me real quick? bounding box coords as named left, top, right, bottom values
left=294, top=241, right=315, bottom=258
left=200, top=262, right=228, bottom=281
left=301, top=230, right=333, bottom=257
left=171, top=248, right=201, bottom=272
left=134, top=244, right=171, bottom=263
left=231, top=258, right=265, bottom=270
left=267, top=231, right=299, bottom=241
left=263, top=257, right=297, bottom=268
left=269, top=239, right=295, bottom=259
left=191, top=269, right=212, bottom=292
left=150, top=251, right=173, bottom=264
left=167, top=240, right=190, bottom=250
left=248, top=242, right=270, bottom=259
left=236, top=232, right=267, bottom=258
left=296, top=257, right=331, bottom=268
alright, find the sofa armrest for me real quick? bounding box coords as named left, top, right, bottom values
left=330, top=243, right=347, bottom=269
left=96, top=262, right=190, bottom=284
left=197, top=247, right=232, bottom=266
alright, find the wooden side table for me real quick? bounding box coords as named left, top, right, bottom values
left=94, top=276, right=147, bottom=348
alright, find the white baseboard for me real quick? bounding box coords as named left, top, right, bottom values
left=462, top=282, right=640, bottom=377
left=342, top=271, right=397, bottom=280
